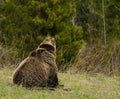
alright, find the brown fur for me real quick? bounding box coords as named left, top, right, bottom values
left=13, top=35, right=58, bottom=88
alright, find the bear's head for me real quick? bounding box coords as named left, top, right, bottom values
left=39, top=34, right=56, bottom=54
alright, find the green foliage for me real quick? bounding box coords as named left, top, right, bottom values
left=106, top=0, right=120, bottom=41
left=1, top=0, right=120, bottom=71
left=69, top=0, right=120, bottom=74
left=0, top=0, right=83, bottom=66
left=75, top=0, right=120, bottom=45
left=56, top=26, right=83, bottom=67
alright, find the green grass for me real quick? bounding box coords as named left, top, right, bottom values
left=0, top=68, right=120, bottom=99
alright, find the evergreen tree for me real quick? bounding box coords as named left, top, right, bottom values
left=73, top=0, right=120, bottom=75
left=0, top=0, right=83, bottom=68
left=106, top=0, right=120, bottom=41
left=75, top=0, right=120, bottom=46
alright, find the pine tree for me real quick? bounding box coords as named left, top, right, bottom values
left=0, top=0, right=83, bottom=67
left=75, top=0, right=120, bottom=46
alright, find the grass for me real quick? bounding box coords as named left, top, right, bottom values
left=0, top=68, right=120, bottom=99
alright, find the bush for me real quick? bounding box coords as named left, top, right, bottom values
left=0, top=0, right=84, bottom=69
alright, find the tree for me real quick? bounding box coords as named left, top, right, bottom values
left=75, top=0, right=120, bottom=46
left=0, top=0, right=83, bottom=67
left=73, top=0, right=120, bottom=75
left=102, top=0, right=106, bottom=46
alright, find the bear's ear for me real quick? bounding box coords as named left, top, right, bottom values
left=40, top=44, right=55, bottom=52
left=29, top=50, right=36, bottom=57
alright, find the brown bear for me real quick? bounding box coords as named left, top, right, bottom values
left=13, top=35, right=58, bottom=88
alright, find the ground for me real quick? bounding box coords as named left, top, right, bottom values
left=0, top=68, right=120, bottom=99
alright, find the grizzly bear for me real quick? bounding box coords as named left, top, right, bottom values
left=13, top=35, right=58, bottom=88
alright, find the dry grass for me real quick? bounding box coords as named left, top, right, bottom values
left=0, top=45, right=20, bottom=68
left=0, top=68, right=120, bottom=99
left=71, top=40, right=120, bottom=75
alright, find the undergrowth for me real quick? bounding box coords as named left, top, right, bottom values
left=71, top=40, right=120, bottom=76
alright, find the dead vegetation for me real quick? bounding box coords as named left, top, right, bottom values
left=1, top=39, right=120, bottom=76
left=0, top=45, right=20, bottom=68
left=71, top=40, right=120, bottom=76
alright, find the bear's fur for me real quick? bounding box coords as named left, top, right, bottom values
left=13, top=35, right=58, bottom=88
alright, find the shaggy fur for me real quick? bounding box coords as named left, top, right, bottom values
left=13, top=35, right=58, bottom=88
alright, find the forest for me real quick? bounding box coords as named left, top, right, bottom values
left=0, top=0, right=120, bottom=75
left=0, top=0, right=120, bottom=99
